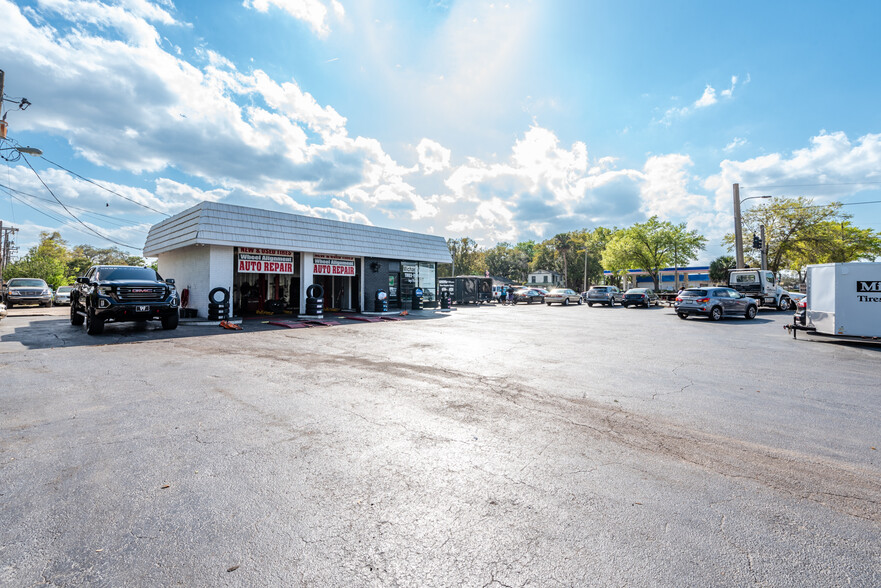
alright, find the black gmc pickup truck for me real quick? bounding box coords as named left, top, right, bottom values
left=70, top=265, right=179, bottom=335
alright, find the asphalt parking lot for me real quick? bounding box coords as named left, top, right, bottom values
left=1, top=303, right=879, bottom=586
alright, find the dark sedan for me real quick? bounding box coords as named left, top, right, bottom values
left=512, top=289, right=545, bottom=304
left=622, top=288, right=660, bottom=308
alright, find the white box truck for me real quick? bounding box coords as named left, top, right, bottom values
left=787, top=262, right=881, bottom=341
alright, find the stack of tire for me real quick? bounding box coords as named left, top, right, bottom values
left=305, top=284, right=324, bottom=316
left=208, top=287, right=230, bottom=321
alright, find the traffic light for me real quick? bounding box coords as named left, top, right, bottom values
left=752, top=234, right=762, bottom=249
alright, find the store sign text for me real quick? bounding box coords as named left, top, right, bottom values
left=238, top=248, right=294, bottom=274
left=314, top=255, right=356, bottom=276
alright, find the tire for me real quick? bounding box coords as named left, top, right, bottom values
left=587, top=302, right=593, bottom=307
left=577, top=298, right=582, bottom=305
left=608, top=298, right=615, bottom=307
left=678, top=312, right=688, bottom=320
left=563, top=298, right=570, bottom=306
left=209, top=287, right=230, bottom=305
left=70, top=299, right=84, bottom=326
left=85, top=305, right=104, bottom=335
left=777, top=297, right=791, bottom=311
left=161, top=313, right=179, bottom=330
left=709, top=306, right=723, bottom=321
left=306, top=284, right=324, bottom=299
left=547, top=302, right=552, bottom=306
left=745, top=305, right=757, bottom=320
left=540, top=297, right=545, bottom=304
left=5, top=301, right=12, bottom=309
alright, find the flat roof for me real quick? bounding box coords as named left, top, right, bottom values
left=144, top=201, right=452, bottom=263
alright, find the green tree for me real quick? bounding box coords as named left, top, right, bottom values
left=786, top=220, right=881, bottom=280
left=3, top=231, right=72, bottom=288
left=484, top=243, right=530, bottom=282
left=440, top=237, right=484, bottom=277
left=603, top=217, right=706, bottom=291
left=723, top=196, right=844, bottom=275
left=709, top=255, right=736, bottom=284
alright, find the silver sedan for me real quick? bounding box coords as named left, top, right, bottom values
left=545, top=288, right=583, bottom=306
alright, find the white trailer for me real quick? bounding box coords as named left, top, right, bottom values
left=786, top=262, right=881, bottom=341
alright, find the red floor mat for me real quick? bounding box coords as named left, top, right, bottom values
left=267, top=320, right=310, bottom=329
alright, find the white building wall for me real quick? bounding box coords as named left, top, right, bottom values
left=156, top=244, right=234, bottom=318
left=157, top=245, right=210, bottom=317
left=209, top=246, right=234, bottom=314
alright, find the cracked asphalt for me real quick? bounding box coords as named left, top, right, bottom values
left=1, top=304, right=879, bottom=586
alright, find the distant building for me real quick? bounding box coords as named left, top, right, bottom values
left=603, top=266, right=710, bottom=291
left=527, top=269, right=563, bottom=288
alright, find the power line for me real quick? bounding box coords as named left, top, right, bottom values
left=744, top=181, right=881, bottom=190
left=20, top=155, right=141, bottom=250
left=39, top=155, right=171, bottom=217
left=0, top=181, right=148, bottom=231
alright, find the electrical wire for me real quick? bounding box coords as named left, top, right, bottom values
left=19, top=155, right=141, bottom=250
left=744, top=181, right=881, bottom=190
left=39, top=155, right=171, bottom=217
left=0, top=181, right=148, bottom=231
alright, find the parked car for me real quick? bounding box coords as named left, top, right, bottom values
left=512, top=288, right=545, bottom=304
left=54, top=285, right=74, bottom=305
left=622, top=288, right=660, bottom=308
left=586, top=285, right=623, bottom=307
left=546, top=288, right=582, bottom=306
left=674, top=287, right=758, bottom=321
left=1, top=277, right=53, bottom=308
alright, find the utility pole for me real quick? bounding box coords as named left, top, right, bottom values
left=733, top=183, right=744, bottom=269
left=0, top=221, right=18, bottom=286
left=582, top=249, right=587, bottom=293
left=1, top=69, right=6, bottom=139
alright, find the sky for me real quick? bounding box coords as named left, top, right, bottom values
left=2, top=0, right=881, bottom=265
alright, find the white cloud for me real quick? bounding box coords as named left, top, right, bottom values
left=694, top=85, right=717, bottom=108
left=724, top=137, right=748, bottom=152
left=416, top=138, right=452, bottom=174
left=242, top=0, right=342, bottom=38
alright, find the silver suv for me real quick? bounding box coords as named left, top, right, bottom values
left=675, top=287, right=758, bottom=321
left=586, top=285, right=623, bottom=307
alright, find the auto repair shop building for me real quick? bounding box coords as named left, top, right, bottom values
left=143, top=201, right=452, bottom=317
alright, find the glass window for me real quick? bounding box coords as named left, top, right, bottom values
left=417, top=262, right=436, bottom=301
left=543, top=275, right=548, bottom=283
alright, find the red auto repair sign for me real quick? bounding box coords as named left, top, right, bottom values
left=313, top=254, right=356, bottom=276
left=237, top=247, right=294, bottom=274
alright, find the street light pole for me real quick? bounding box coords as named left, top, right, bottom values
left=733, top=184, right=771, bottom=269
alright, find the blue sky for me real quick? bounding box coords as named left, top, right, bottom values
left=2, top=0, right=881, bottom=264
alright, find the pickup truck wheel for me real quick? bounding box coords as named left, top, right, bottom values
left=709, top=306, right=723, bottom=321
left=85, top=306, right=104, bottom=335
left=777, top=297, right=791, bottom=311
left=745, top=305, right=757, bottom=320
left=161, top=313, right=179, bottom=330
left=70, top=300, right=84, bottom=325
